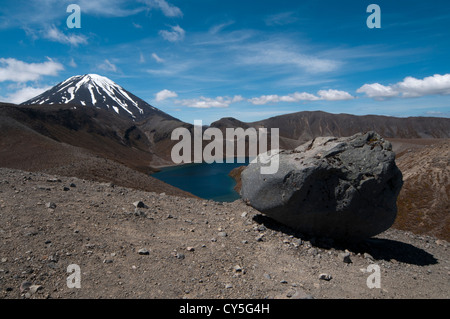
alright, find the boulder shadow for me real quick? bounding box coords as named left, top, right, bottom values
left=252, top=214, right=438, bottom=266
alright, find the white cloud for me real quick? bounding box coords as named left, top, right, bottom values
left=356, top=83, right=399, bottom=100
left=155, top=89, right=177, bottom=102
left=152, top=53, right=165, bottom=63
left=1, top=85, right=51, bottom=104
left=142, top=0, right=183, bottom=17
left=265, top=12, right=299, bottom=26
left=177, top=95, right=243, bottom=108
left=358, top=74, right=450, bottom=99
left=317, top=89, right=355, bottom=101
left=1, top=0, right=181, bottom=30
left=249, top=95, right=283, bottom=105
left=74, top=0, right=143, bottom=17
left=139, top=52, right=146, bottom=64
left=97, top=59, right=118, bottom=72
left=231, top=95, right=244, bottom=103
left=248, top=90, right=353, bottom=105
left=159, top=25, right=185, bottom=42
left=286, top=92, right=320, bottom=101
left=43, top=26, right=88, bottom=46
left=397, top=74, right=450, bottom=97
left=0, top=57, right=64, bottom=83
left=237, top=42, right=340, bottom=74
left=209, top=21, right=235, bottom=35
left=69, top=58, right=77, bottom=68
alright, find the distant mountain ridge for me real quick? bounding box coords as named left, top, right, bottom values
left=211, top=111, right=450, bottom=147
left=21, top=74, right=176, bottom=122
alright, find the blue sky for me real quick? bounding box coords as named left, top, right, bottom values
left=0, top=0, right=449, bottom=124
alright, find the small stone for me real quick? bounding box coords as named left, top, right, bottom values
left=134, top=210, right=147, bottom=217
left=293, top=239, right=303, bottom=246
left=29, top=285, right=43, bottom=294
left=225, top=284, right=233, bottom=289
left=256, top=225, right=267, bottom=232
left=339, top=252, right=352, bottom=264
left=20, top=281, right=32, bottom=292
left=256, top=234, right=264, bottom=242
left=280, top=280, right=288, bottom=284
left=138, top=248, right=150, bottom=255
left=186, top=247, right=195, bottom=252
left=103, top=259, right=113, bottom=264
left=46, top=202, right=56, bottom=209
left=69, top=183, right=76, bottom=188
left=436, top=240, right=446, bottom=247
left=1, top=258, right=7, bottom=263
left=218, top=232, right=228, bottom=237
left=319, top=273, right=332, bottom=281
left=289, top=289, right=314, bottom=299
left=63, top=187, right=70, bottom=191
left=364, top=253, right=374, bottom=261
left=241, top=212, right=248, bottom=218
left=46, top=178, right=61, bottom=183
left=133, top=201, right=147, bottom=209
left=176, top=253, right=185, bottom=260
left=233, top=265, right=243, bottom=273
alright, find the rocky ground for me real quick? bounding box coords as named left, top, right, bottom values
left=0, top=167, right=449, bottom=299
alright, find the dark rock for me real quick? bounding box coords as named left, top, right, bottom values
left=133, top=201, right=148, bottom=209
left=138, top=248, right=150, bottom=255
left=46, top=178, right=61, bottom=183
left=46, top=202, right=57, bottom=209
left=319, top=273, right=332, bottom=281
left=20, top=281, right=32, bottom=292
left=176, top=253, right=185, bottom=260
left=339, top=252, right=352, bottom=264
left=241, top=132, right=403, bottom=240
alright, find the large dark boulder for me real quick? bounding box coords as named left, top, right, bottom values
left=241, top=132, right=403, bottom=240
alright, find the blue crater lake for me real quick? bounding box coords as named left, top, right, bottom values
left=152, top=160, right=250, bottom=202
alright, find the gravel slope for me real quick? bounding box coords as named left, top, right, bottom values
left=0, top=168, right=448, bottom=299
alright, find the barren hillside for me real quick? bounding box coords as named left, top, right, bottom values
left=395, top=139, right=450, bottom=241
left=0, top=167, right=448, bottom=299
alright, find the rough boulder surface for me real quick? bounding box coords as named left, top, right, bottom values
left=241, top=132, right=403, bottom=240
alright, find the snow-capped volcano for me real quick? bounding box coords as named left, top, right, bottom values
left=21, top=74, right=170, bottom=121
